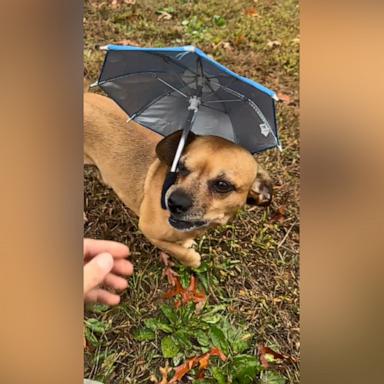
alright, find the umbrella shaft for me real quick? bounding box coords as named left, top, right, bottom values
left=170, top=107, right=198, bottom=172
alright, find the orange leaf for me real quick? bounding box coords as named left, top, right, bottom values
left=197, top=369, right=206, bottom=379
left=209, top=347, right=227, bottom=361
left=277, top=92, right=291, bottom=104
left=271, top=207, right=287, bottom=223
left=258, top=345, right=287, bottom=368
left=169, top=357, right=198, bottom=383
left=244, top=7, right=259, bottom=17
left=114, top=39, right=140, bottom=47
left=163, top=267, right=178, bottom=286
left=163, top=274, right=207, bottom=308
left=163, top=278, right=183, bottom=299
left=198, top=353, right=210, bottom=370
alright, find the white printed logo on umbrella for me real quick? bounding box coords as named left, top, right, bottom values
left=259, top=123, right=270, bottom=137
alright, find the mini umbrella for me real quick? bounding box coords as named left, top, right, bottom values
left=92, top=45, right=281, bottom=209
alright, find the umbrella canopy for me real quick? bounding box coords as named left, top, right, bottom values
left=93, top=44, right=281, bottom=208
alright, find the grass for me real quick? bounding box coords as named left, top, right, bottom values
left=84, top=0, right=299, bottom=382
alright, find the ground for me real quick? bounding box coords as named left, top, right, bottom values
left=84, top=0, right=299, bottom=383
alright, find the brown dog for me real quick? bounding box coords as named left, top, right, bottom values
left=84, top=92, right=272, bottom=267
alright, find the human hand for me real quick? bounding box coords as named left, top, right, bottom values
left=83, top=238, right=133, bottom=305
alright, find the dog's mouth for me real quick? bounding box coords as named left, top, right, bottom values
left=168, top=216, right=208, bottom=232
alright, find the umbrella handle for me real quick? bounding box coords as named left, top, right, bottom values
left=161, top=171, right=178, bottom=209
left=162, top=97, right=200, bottom=210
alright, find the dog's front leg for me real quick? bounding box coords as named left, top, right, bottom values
left=149, top=238, right=201, bottom=268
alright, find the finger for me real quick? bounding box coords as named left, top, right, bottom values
left=84, top=238, right=130, bottom=260
left=84, top=288, right=121, bottom=306
left=112, top=259, right=134, bottom=277
left=83, top=252, right=114, bottom=294
left=103, top=273, right=129, bottom=291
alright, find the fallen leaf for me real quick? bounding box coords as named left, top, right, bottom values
left=258, top=345, right=287, bottom=369
left=163, top=275, right=207, bottom=307
left=169, top=357, right=197, bottom=383
left=163, top=267, right=178, bottom=286
left=198, top=353, right=210, bottom=370
left=111, top=0, right=135, bottom=9
left=277, top=92, right=291, bottom=104
left=244, top=7, right=259, bottom=17
left=270, top=207, right=286, bottom=223
left=159, top=363, right=172, bottom=384
left=222, top=41, right=233, bottom=51
left=158, top=12, right=172, bottom=21
left=149, top=375, right=159, bottom=383
left=167, top=347, right=227, bottom=383
left=210, top=347, right=227, bottom=361
left=150, top=363, right=171, bottom=383
left=114, top=39, right=140, bottom=46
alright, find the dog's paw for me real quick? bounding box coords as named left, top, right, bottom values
left=183, top=248, right=201, bottom=268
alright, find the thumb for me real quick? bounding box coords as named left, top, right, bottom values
left=83, top=252, right=114, bottom=294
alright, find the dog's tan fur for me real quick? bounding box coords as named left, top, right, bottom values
left=84, top=92, right=272, bottom=267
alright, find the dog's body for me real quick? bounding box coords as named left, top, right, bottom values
left=84, top=92, right=272, bottom=267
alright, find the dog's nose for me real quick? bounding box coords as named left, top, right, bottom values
left=168, top=190, right=193, bottom=215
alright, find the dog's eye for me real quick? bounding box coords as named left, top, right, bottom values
left=212, top=180, right=234, bottom=193
left=178, top=162, right=190, bottom=177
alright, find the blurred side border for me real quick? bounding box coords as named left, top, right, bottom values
left=1, top=0, right=384, bottom=383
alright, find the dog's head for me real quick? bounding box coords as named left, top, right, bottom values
left=156, top=131, right=272, bottom=232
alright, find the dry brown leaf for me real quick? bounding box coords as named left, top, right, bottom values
left=150, top=363, right=171, bottom=383
left=167, top=347, right=227, bottom=383
left=159, top=363, right=172, bottom=384
left=244, top=7, right=259, bottom=17
left=163, top=267, right=178, bottom=286
left=258, top=345, right=287, bottom=368
left=114, top=39, right=140, bottom=47
left=270, top=207, right=287, bottom=223
left=158, top=12, right=172, bottom=21
left=111, top=0, right=136, bottom=9
left=277, top=92, right=291, bottom=104
left=163, top=275, right=207, bottom=307
left=210, top=347, right=227, bottom=362
left=222, top=41, right=233, bottom=51
left=169, top=357, right=197, bottom=383
left=198, top=353, right=210, bottom=370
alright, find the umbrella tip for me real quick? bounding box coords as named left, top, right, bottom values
left=273, top=93, right=279, bottom=101
left=99, top=45, right=109, bottom=51
left=184, top=45, right=196, bottom=52
left=277, top=144, right=283, bottom=151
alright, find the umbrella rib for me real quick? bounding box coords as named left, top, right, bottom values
left=98, top=71, right=190, bottom=97
left=149, top=52, right=198, bottom=77
left=218, top=84, right=279, bottom=145
left=203, top=99, right=242, bottom=103
left=98, top=71, right=169, bottom=85
left=128, top=91, right=171, bottom=120
left=199, top=103, right=226, bottom=113
left=129, top=81, right=196, bottom=120
left=155, top=77, right=188, bottom=98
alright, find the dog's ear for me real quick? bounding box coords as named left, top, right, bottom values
left=156, top=130, right=197, bottom=166
left=247, top=164, right=273, bottom=206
